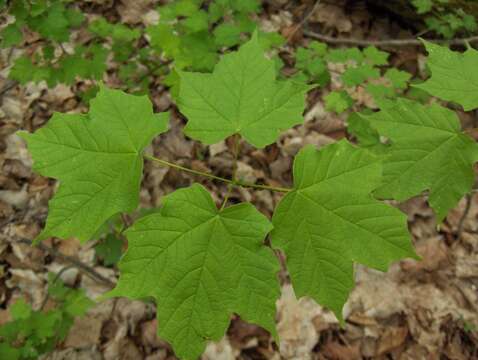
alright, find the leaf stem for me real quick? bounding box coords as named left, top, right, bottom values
left=143, top=154, right=292, bottom=193
left=19, top=239, right=115, bottom=288
left=221, top=135, right=241, bottom=210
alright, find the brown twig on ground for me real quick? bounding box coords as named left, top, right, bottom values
left=287, top=0, right=322, bottom=42
left=0, top=80, right=18, bottom=99
left=18, top=239, right=116, bottom=288
left=303, top=30, right=478, bottom=47
left=39, top=265, right=76, bottom=311
left=456, top=194, right=472, bottom=240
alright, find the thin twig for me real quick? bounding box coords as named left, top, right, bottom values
left=0, top=80, right=18, bottom=99
left=136, top=57, right=173, bottom=87
left=39, top=265, right=76, bottom=311
left=18, top=239, right=116, bottom=288
left=6, top=46, right=15, bottom=63
left=144, top=154, right=291, bottom=193
left=137, top=62, right=163, bottom=84
left=464, top=127, right=478, bottom=134
left=303, top=30, right=478, bottom=47
left=287, top=0, right=321, bottom=42
left=220, top=135, right=241, bottom=210
left=456, top=194, right=472, bottom=240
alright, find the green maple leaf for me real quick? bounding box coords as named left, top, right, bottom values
left=89, top=18, right=140, bottom=42
left=412, top=0, right=433, bottom=13
left=385, top=68, right=412, bottom=89
left=271, top=140, right=418, bottom=321
left=309, top=41, right=328, bottom=56
left=208, top=1, right=227, bottom=22
left=84, top=44, right=108, bottom=79
left=363, top=46, right=389, bottom=66
left=1, top=24, right=23, bottom=48
left=415, top=41, right=478, bottom=111
left=47, top=273, right=70, bottom=300
left=361, top=98, right=478, bottom=220
left=163, top=0, right=199, bottom=18
left=341, top=64, right=380, bottom=86
left=29, top=311, right=61, bottom=339
left=178, top=32, right=311, bottom=148
left=64, top=290, right=94, bottom=317
left=10, top=1, right=29, bottom=21
left=462, top=13, right=477, bottom=32
left=108, top=184, right=279, bottom=360
left=53, top=45, right=107, bottom=85
left=295, top=47, right=313, bottom=68
left=64, top=8, right=85, bottom=28
left=29, top=0, right=48, bottom=16
left=178, top=32, right=218, bottom=71
left=326, top=48, right=363, bottom=63
left=213, top=23, right=241, bottom=47
left=445, top=13, right=462, bottom=31
left=324, top=90, right=353, bottom=114
left=366, top=83, right=396, bottom=102
left=0, top=343, right=20, bottom=360
left=146, top=23, right=181, bottom=57
left=182, top=10, right=209, bottom=32
left=19, top=86, right=168, bottom=243
left=29, top=3, right=70, bottom=42
left=95, top=234, right=123, bottom=266
left=10, top=299, right=32, bottom=321
left=231, top=0, right=260, bottom=13
left=259, top=31, right=285, bottom=50
left=347, top=112, right=386, bottom=153
left=57, top=53, right=89, bottom=85
left=10, top=56, right=51, bottom=85
left=89, top=18, right=113, bottom=37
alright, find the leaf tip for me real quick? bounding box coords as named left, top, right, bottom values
left=154, top=111, right=170, bottom=133
left=411, top=251, right=422, bottom=262
left=32, top=234, right=46, bottom=247
left=16, top=130, right=30, bottom=142
left=270, top=327, right=280, bottom=344
left=251, top=28, right=260, bottom=42
left=97, top=289, right=116, bottom=302
left=333, top=308, right=346, bottom=328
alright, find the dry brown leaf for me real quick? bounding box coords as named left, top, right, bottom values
left=42, top=348, right=103, bottom=360
left=64, top=312, right=105, bottom=348
left=376, top=326, right=408, bottom=355
left=276, top=285, right=335, bottom=359
left=202, top=338, right=238, bottom=360
left=311, top=4, right=352, bottom=33
left=117, top=0, right=154, bottom=25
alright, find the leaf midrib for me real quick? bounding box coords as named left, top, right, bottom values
left=381, top=132, right=460, bottom=190
left=297, top=191, right=412, bottom=256
left=32, top=138, right=138, bottom=155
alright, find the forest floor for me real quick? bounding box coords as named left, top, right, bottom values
left=1, top=1, right=478, bottom=359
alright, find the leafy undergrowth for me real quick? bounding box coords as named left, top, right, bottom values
left=1, top=1, right=478, bottom=359
left=0, top=275, right=93, bottom=359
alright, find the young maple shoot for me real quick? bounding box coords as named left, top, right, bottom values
left=19, top=35, right=478, bottom=359
left=0, top=276, right=93, bottom=359
left=2, top=0, right=283, bottom=95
